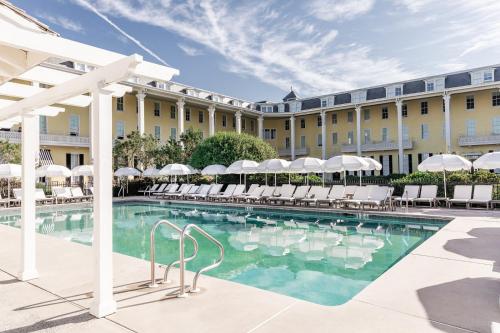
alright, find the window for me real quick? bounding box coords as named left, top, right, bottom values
left=402, top=104, right=408, bottom=117
left=232, top=115, right=236, bottom=128
left=154, top=102, right=161, bottom=117
left=364, top=109, right=370, bottom=121
left=347, top=131, right=354, bottom=144
left=426, top=82, right=434, bottom=92
left=264, top=129, right=276, bottom=140
left=493, top=117, right=500, bottom=134
left=317, top=134, right=322, bottom=147
left=242, top=119, right=246, bottom=130
left=69, top=114, right=80, bottom=136
left=185, top=108, right=191, bottom=121
left=381, top=128, right=389, bottom=142
left=39, top=116, right=48, bottom=134
left=332, top=113, right=338, bottom=124
left=250, top=120, right=254, bottom=131
left=493, top=92, right=500, bottom=107
left=332, top=132, right=338, bottom=145
left=402, top=125, right=409, bottom=141
left=484, top=71, right=493, bottom=82
left=421, top=124, right=429, bottom=140
left=222, top=114, right=227, bottom=128
left=170, top=128, right=177, bottom=139
left=317, top=115, right=322, bottom=127
left=363, top=129, right=371, bottom=144
left=285, top=137, right=290, bottom=149
left=300, top=118, right=306, bottom=128
left=395, top=87, right=402, bottom=96
left=198, top=111, right=204, bottom=123
left=321, top=100, right=327, bottom=107
left=285, top=119, right=290, bottom=131
left=466, top=120, right=476, bottom=136
left=442, top=99, right=445, bottom=112
left=420, top=101, right=428, bottom=115
left=154, top=126, right=161, bottom=139
left=170, top=105, right=176, bottom=119
left=116, top=121, right=125, bottom=139
left=116, top=97, right=124, bottom=112
left=466, top=95, right=475, bottom=110
left=381, top=106, right=388, bottom=119
left=261, top=105, right=273, bottom=113
left=300, top=135, right=306, bottom=148
left=347, top=111, right=353, bottom=123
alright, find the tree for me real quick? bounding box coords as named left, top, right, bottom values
left=0, top=140, right=21, bottom=163
left=113, top=131, right=160, bottom=169
left=180, top=128, right=203, bottom=163
left=153, top=138, right=183, bottom=167
left=189, top=132, right=278, bottom=168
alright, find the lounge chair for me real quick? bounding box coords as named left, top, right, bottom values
left=138, top=183, right=160, bottom=197
left=182, top=185, right=200, bottom=199
left=70, top=187, right=93, bottom=202
left=225, top=184, right=246, bottom=202
left=194, top=184, right=222, bottom=200
left=157, top=184, right=180, bottom=198
left=275, top=185, right=310, bottom=205
left=393, top=185, right=420, bottom=207
left=243, top=186, right=266, bottom=203
left=298, top=186, right=325, bottom=206
left=13, top=188, right=55, bottom=205
left=166, top=184, right=193, bottom=199
left=447, top=185, right=472, bottom=208
left=468, top=185, right=493, bottom=209
left=164, top=183, right=188, bottom=198
left=341, top=186, right=371, bottom=209
left=186, top=184, right=211, bottom=200
left=210, top=184, right=236, bottom=201
left=52, top=187, right=74, bottom=203
left=413, top=185, right=438, bottom=207
left=360, top=186, right=391, bottom=210
left=241, top=184, right=259, bottom=197
left=0, top=193, right=9, bottom=208
left=268, top=185, right=296, bottom=205
left=343, top=186, right=359, bottom=199
left=317, top=185, right=345, bottom=207
left=150, top=183, right=170, bottom=197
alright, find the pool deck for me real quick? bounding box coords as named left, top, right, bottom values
left=1, top=201, right=499, bottom=332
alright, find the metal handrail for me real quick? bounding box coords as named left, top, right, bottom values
left=179, top=224, right=224, bottom=297
left=149, top=220, right=199, bottom=288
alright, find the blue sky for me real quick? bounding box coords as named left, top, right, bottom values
left=11, top=0, right=500, bottom=102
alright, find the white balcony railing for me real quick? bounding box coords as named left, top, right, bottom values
left=341, top=139, right=413, bottom=153
left=278, top=147, right=309, bottom=156
left=458, top=134, right=500, bottom=146
left=0, top=130, right=90, bottom=147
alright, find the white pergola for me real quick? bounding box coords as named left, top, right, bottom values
left=0, top=3, right=178, bottom=318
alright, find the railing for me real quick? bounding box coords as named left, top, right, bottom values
left=0, top=130, right=90, bottom=147
left=341, top=139, right=413, bottom=153
left=278, top=147, right=310, bottom=156
left=458, top=134, right=500, bottom=146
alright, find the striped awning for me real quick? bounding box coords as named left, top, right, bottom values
left=39, top=149, right=53, bottom=166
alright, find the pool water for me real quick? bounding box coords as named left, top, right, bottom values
left=0, top=202, right=448, bottom=306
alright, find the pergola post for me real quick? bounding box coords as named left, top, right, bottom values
left=19, top=112, right=39, bottom=281
left=235, top=111, right=242, bottom=134
left=89, top=84, right=117, bottom=318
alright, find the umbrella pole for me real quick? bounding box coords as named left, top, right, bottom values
left=359, top=172, right=362, bottom=186
left=443, top=170, right=447, bottom=198
left=7, top=178, right=10, bottom=208
left=239, top=174, right=242, bottom=185
left=244, top=174, right=247, bottom=187
left=344, top=170, right=346, bottom=187
left=288, top=173, right=291, bottom=184
left=215, top=174, right=218, bottom=184
left=322, top=173, right=325, bottom=187
left=275, top=173, right=277, bottom=186
left=265, top=173, right=267, bottom=186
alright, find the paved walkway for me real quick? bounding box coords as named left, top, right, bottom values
left=0, top=205, right=499, bottom=332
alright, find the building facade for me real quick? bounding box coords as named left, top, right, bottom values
left=1, top=59, right=499, bottom=175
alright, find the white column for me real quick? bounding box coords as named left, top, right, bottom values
left=89, top=105, right=94, bottom=161
left=396, top=99, right=404, bottom=173
left=321, top=111, right=326, bottom=160
left=290, top=115, right=296, bottom=160
left=208, top=104, right=215, bottom=137
left=137, top=92, right=146, bottom=135
left=355, top=105, right=361, bottom=156
left=89, top=85, right=117, bottom=318
left=177, top=98, right=185, bottom=140
left=258, top=115, right=264, bottom=139
left=19, top=113, right=39, bottom=281
left=443, top=93, right=451, bottom=153
left=235, top=111, right=242, bottom=134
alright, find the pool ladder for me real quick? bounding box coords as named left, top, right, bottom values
left=149, top=219, right=224, bottom=297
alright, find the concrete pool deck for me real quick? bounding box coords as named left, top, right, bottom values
left=0, top=202, right=499, bottom=332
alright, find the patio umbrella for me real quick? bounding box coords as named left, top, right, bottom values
left=0, top=163, right=21, bottom=204
left=71, top=165, right=94, bottom=177
left=226, top=160, right=259, bottom=186
left=473, top=152, right=500, bottom=170
left=143, top=167, right=160, bottom=178
left=36, top=165, right=72, bottom=178
left=201, top=164, right=227, bottom=184
left=288, top=157, right=324, bottom=185
left=324, top=155, right=369, bottom=186
left=360, top=157, right=382, bottom=185
left=257, top=159, right=291, bottom=186
left=417, top=154, right=472, bottom=198
left=114, top=167, right=141, bottom=197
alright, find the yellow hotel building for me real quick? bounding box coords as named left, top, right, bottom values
left=1, top=57, right=500, bottom=175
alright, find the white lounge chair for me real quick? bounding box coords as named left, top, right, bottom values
left=342, top=186, right=370, bottom=208
left=298, top=186, right=326, bottom=206
left=413, top=185, right=438, bottom=207
left=268, top=185, right=296, bottom=205
left=226, top=184, right=246, bottom=202
left=182, top=185, right=200, bottom=199
left=447, top=185, right=472, bottom=208
left=194, top=184, right=222, bottom=200
left=210, top=184, right=236, bottom=201
left=360, top=186, right=391, bottom=210
left=158, top=184, right=180, bottom=198
left=343, top=186, right=359, bottom=199
left=150, top=183, right=170, bottom=197
left=241, top=184, right=259, bottom=197
left=276, top=185, right=310, bottom=205
left=244, top=186, right=266, bottom=203
left=393, top=185, right=420, bottom=207
left=468, top=185, right=493, bottom=209
left=70, top=187, right=92, bottom=202
left=14, top=188, right=55, bottom=205
left=186, top=184, right=211, bottom=200
left=166, top=184, right=193, bottom=199
left=317, top=185, right=345, bottom=207
left=138, top=183, right=159, bottom=196
left=52, top=187, right=74, bottom=203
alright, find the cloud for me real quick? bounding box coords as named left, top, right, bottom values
left=178, top=44, right=203, bottom=56
left=72, top=0, right=416, bottom=97
left=391, top=0, right=433, bottom=13
left=309, top=0, right=375, bottom=21
left=37, top=13, right=84, bottom=33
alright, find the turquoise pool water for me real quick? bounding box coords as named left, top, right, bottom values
left=0, top=202, right=448, bottom=306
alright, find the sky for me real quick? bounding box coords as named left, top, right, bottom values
left=11, top=0, right=500, bottom=102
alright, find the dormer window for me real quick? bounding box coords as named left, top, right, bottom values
left=395, top=87, right=402, bottom=96
left=321, top=100, right=327, bottom=107
left=426, top=82, right=434, bottom=92
left=484, top=71, right=493, bottom=82
left=261, top=105, right=273, bottom=113
left=212, top=95, right=221, bottom=102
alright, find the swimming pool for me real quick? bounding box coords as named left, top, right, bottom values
left=0, top=202, right=448, bottom=306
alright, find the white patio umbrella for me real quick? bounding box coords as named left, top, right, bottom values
left=159, top=164, right=193, bottom=176
left=71, top=165, right=94, bottom=177
left=418, top=154, right=472, bottom=198
left=143, top=167, right=160, bottom=178
left=36, top=165, right=72, bottom=178
left=226, top=160, right=259, bottom=185
left=360, top=157, right=382, bottom=185
left=0, top=163, right=21, bottom=203
left=324, top=155, right=369, bottom=186
left=473, top=152, right=500, bottom=170
left=114, top=167, right=141, bottom=197
left=289, top=157, right=325, bottom=185
left=258, top=159, right=291, bottom=186
left=201, top=164, right=227, bottom=184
